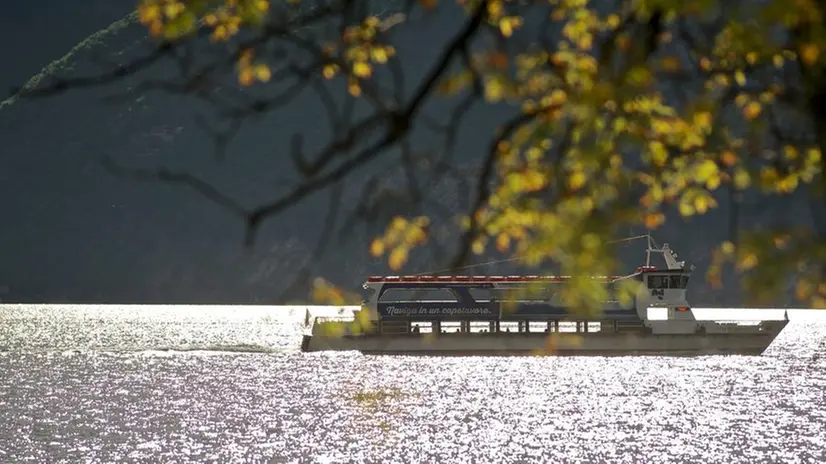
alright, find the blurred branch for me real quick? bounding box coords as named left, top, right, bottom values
left=100, top=155, right=248, bottom=218
left=243, top=0, right=491, bottom=245
left=447, top=106, right=544, bottom=270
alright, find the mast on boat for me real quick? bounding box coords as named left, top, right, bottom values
left=643, top=233, right=691, bottom=271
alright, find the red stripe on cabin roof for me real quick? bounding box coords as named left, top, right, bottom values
left=636, top=266, right=660, bottom=272
left=364, top=275, right=625, bottom=283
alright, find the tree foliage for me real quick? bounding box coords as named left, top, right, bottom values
left=21, top=0, right=826, bottom=310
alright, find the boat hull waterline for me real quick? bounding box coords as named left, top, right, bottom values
left=301, top=322, right=788, bottom=356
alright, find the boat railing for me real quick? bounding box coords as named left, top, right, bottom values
left=314, top=316, right=356, bottom=323
left=310, top=317, right=354, bottom=336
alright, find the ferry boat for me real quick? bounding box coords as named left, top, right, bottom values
left=301, top=237, right=789, bottom=356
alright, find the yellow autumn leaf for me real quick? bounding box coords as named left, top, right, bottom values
left=499, top=17, right=523, bottom=37
left=721, top=150, right=737, bottom=167
left=323, top=64, right=338, bottom=79
left=138, top=3, right=161, bottom=23
left=203, top=13, right=219, bottom=26
left=694, top=193, right=711, bottom=214
left=548, top=89, right=567, bottom=105
left=370, top=239, right=385, bottom=257
left=649, top=141, right=668, bottom=167
left=254, top=64, right=271, bottom=82
left=734, top=71, right=746, bottom=86
left=733, top=168, right=751, bottom=189
left=737, top=252, right=758, bottom=271
left=807, top=147, right=822, bottom=164
left=605, top=14, right=620, bottom=29
left=406, top=225, right=428, bottom=246
left=496, top=233, right=511, bottom=252
left=390, top=216, right=409, bottom=231
left=721, top=241, right=735, bottom=255
left=800, top=43, right=820, bottom=66
left=484, top=77, right=506, bottom=102
left=487, top=0, right=504, bottom=18
left=163, top=2, right=183, bottom=19
left=773, top=54, right=784, bottom=68
left=412, top=216, right=430, bottom=228
left=388, top=247, right=408, bottom=271
left=706, top=174, right=721, bottom=191
left=523, top=170, right=547, bottom=191
left=238, top=67, right=255, bottom=86
left=567, top=171, right=587, bottom=191
left=678, top=198, right=695, bottom=216
left=773, top=234, right=790, bottom=249
left=695, top=159, right=718, bottom=182
left=743, top=101, right=762, bottom=120
left=370, top=47, right=390, bottom=64
left=644, top=212, right=665, bottom=230
left=353, top=61, right=372, bottom=78
left=776, top=174, right=799, bottom=193
left=693, top=111, right=712, bottom=130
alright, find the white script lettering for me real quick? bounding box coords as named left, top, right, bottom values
left=384, top=306, right=496, bottom=317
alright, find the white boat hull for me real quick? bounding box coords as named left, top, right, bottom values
left=301, top=322, right=788, bottom=356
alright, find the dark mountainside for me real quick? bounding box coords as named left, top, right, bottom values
left=0, top=2, right=810, bottom=306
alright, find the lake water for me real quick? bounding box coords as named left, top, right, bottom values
left=1, top=304, right=825, bottom=463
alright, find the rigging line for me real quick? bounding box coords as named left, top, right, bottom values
left=412, top=256, right=523, bottom=276
left=416, top=234, right=652, bottom=276
left=611, top=234, right=650, bottom=244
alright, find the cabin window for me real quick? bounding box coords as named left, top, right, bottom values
left=669, top=275, right=690, bottom=289
left=468, top=288, right=493, bottom=301
left=379, top=288, right=458, bottom=302
left=648, top=275, right=669, bottom=289
left=648, top=274, right=689, bottom=289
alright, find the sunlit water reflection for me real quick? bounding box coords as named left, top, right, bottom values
left=0, top=304, right=824, bottom=463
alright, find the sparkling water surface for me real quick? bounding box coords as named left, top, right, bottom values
left=1, top=304, right=825, bottom=463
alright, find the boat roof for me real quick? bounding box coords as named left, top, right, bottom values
left=364, top=266, right=688, bottom=284
left=365, top=276, right=617, bottom=284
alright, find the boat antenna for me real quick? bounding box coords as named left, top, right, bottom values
left=646, top=232, right=652, bottom=267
